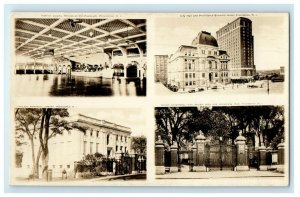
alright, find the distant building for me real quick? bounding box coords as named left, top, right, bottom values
left=19, top=114, right=132, bottom=178
left=216, top=17, right=256, bottom=81
left=280, top=66, right=284, bottom=76
left=155, top=55, right=168, bottom=83
left=167, top=31, right=230, bottom=91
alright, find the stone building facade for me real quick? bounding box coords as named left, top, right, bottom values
left=167, top=31, right=230, bottom=91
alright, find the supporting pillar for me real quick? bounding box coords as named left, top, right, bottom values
left=259, top=144, right=267, bottom=171
left=131, top=153, right=137, bottom=174
left=155, top=136, right=165, bottom=175
left=235, top=131, right=249, bottom=171
left=277, top=139, right=285, bottom=173
left=194, top=131, right=206, bottom=172
left=170, top=142, right=178, bottom=173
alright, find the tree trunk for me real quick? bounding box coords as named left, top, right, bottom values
left=41, top=149, right=49, bottom=180
left=30, top=138, right=36, bottom=179
left=34, top=146, right=42, bottom=178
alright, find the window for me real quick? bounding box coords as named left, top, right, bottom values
left=60, top=165, right=63, bottom=169
left=90, top=130, right=93, bottom=137
left=96, top=143, right=99, bottom=153
left=189, top=81, right=192, bottom=85
left=90, top=142, right=93, bottom=154
left=121, top=136, right=123, bottom=142
left=125, top=137, right=127, bottom=142
left=185, top=82, right=188, bottom=86
left=120, top=146, right=123, bottom=152
left=96, top=131, right=99, bottom=138
left=116, top=135, right=118, bottom=141
left=83, top=141, right=87, bottom=155
left=107, top=135, right=110, bottom=145
left=202, top=73, right=205, bottom=78
left=189, top=73, right=192, bottom=78
left=67, top=165, right=70, bottom=169
left=193, top=81, right=196, bottom=85
left=189, top=63, right=191, bottom=70
left=185, top=73, right=188, bottom=78
left=125, top=147, right=127, bottom=153
left=116, top=145, right=118, bottom=152
left=193, top=73, right=195, bottom=78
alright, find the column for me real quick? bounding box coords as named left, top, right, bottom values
left=170, top=142, right=178, bottom=173
left=277, top=139, right=285, bottom=173
left=235, top=131, right=249, bottom=171
left=266, top=146, right=273, bottom=170
left=259, top=143, right=267, bottom=171
left=131, top=153, right=137, bottom=174
left=155, top=136, right=165, bottom=175
left=194, top=131, right=206, bottom=172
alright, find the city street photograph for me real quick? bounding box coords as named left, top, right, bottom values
left=11, top=107, right=147, bottom=185
left=12, top=14, right=147, bottom=97
left=154, top=106, right=288, bottom=186
left=153, top=13, right=288, bottom=95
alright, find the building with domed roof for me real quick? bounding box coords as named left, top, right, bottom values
left=167, top=31, right=230, bottom=91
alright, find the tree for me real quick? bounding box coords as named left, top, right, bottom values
left=155, top=107, right=198, bottom=149
left=38, top=108, right=71, bottom=180
left=15, top=108, right=43, bottom=178
left=131, top=136, right=147, bottom=154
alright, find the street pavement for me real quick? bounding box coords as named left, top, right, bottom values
left=155, top=81, right=284, bottom=95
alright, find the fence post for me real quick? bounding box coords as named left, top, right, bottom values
left=170, top=142, right=178, bottom=173
left=194, top=131, right=206, bottom=172
left=277, top=139, right=285, bottom=173
left=235, top=131, right=249, bottom=171
left=258, top=143, right=267, bottom=171
left=155, top=136, right=165, bottom=175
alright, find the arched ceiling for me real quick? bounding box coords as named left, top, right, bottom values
left=14, top=18, right=146, bottom=59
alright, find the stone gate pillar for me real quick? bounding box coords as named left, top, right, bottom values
left=235, top=131, right=249, bottom=171
left=155, top=136, right=165, bottom=175
left=259, top=143, right=267, bottom=171
left=194, top=131, right=206, bottom=172
left=277, top=139, right=285, bottom=173
left=266, top=146, right=273, bottom=169
left=131, top=153, right=137, bottom=174
left=170, top=142, right=178, bottom=173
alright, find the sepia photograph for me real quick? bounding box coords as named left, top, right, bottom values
left=12, top=15, right=147, bottom=97
left=11, top=107, right=147, bottom=185
left=154, top=106, right=288, bottom=186
left=153, top=14, right=289, bottom=95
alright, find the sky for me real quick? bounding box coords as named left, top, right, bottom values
left=68, top=108, right=146, bottom=137
left=152, top=13, right=289, bottom=70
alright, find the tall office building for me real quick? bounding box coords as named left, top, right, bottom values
left=216, top=17, right=256, bottom=81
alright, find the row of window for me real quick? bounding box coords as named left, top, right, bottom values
left=84, top=131, right=127, bottom=143
left=185, top=73, right=196, bottom=79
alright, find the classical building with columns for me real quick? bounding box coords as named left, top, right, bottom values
left=18, top=114, right=132, bottom=178
left=167, top=31, right=231, bottom=91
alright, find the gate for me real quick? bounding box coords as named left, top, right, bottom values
left=205, top=142, right=237, bottom=171
left=248, top=145, right=259, bottom=169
